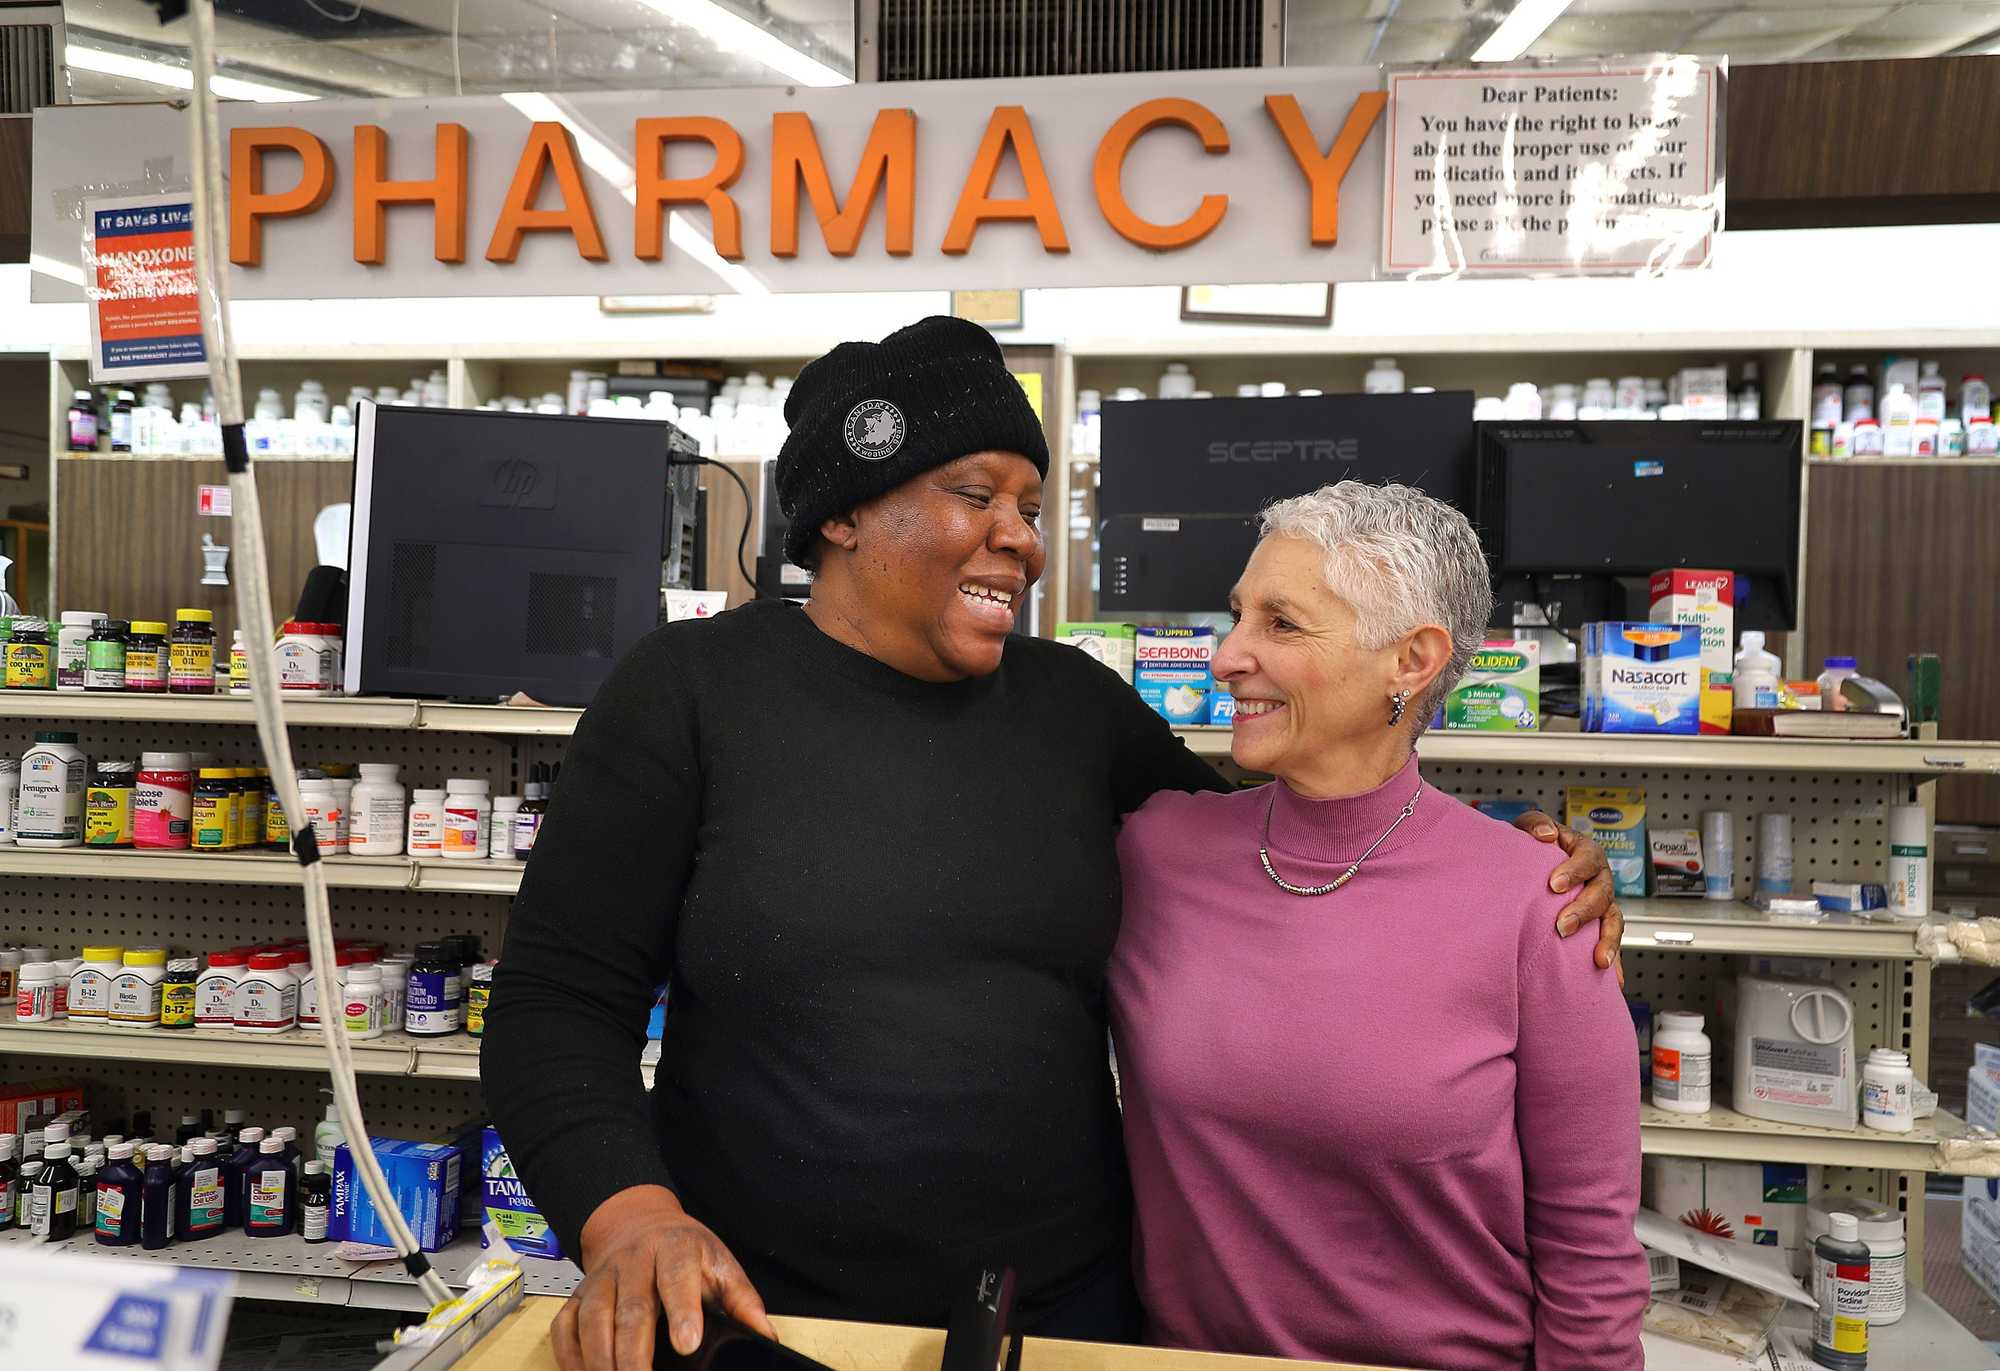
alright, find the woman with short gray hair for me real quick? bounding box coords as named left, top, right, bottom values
left=1110, top=480, right=1646, bottom=1369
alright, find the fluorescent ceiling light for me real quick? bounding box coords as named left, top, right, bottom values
left=638, top=0, right=848, bottom=87
left=68, top=43, right=319, bottom=102
left=1471, top=0, right=1575, bottom=61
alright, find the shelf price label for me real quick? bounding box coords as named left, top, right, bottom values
left=0, top=1246, right=235, bottom=1370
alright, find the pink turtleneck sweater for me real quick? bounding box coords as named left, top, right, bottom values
left=1109, top=755, right=1646, bottom=1371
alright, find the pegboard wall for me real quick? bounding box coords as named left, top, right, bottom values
left=1424, top=760, right=1921, bottom=891
left=0, top=719, right=527, bottom=795
left=0, top=718, right=1949, bottom=1286
left=7, top=1054, right=486, bottom=1145
left=0, top=717, right=536, bottom=954
left=0, top=878, right=509, bottom=962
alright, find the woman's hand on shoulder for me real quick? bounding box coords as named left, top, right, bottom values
left=1512, top=811, right=1625, bottom=988
left=555, top=1185, right=776, bottom=1371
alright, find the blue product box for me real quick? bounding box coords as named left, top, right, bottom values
left=480, top=1125, right=564, bottom=1260
left=1474, top=799, right=1536, bottom=825
left=1135, top=626, right=1214, bottom=725
left=1596, top=623, right=1701, bottom=734
left=332, top=1138, right=463, bottom=1252
left=1208, top=681, right=1234, bottom=726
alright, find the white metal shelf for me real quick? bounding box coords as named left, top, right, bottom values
left=0, top=1017, right=482, bottom=1078
left=0, top=1224, right=580, bottom=1310
left=1176, top=725, right=2000, bottom=775
left=0, top=691, right=572, bottom=734
left=13, top=695, right=1996, bottom=773
left=1620, top=898, right=1929, bottom=959
left=0, top=847, right=525, bottom=894
left=0, top=1013, right=658, bottom=1089
left=1641, top=1102, right=1996, bottom=1174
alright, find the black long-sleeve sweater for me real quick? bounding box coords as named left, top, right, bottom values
left=483, top=599, right=1224, bottom=1326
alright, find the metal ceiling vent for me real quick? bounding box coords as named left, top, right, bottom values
left=879, top=0, right=1266, bottom=81
left=0, top=1, right=65, bottom=112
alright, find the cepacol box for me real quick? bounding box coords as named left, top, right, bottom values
left=1135, top=626, right=1215, bottom=725
left=1649, top=569, right=1735, bottom=735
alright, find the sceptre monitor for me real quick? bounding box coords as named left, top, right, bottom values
left=1097, top=391, right=1478, bottom=612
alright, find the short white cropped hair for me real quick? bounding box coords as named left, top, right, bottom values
left=1256, top=480, right=1494, bottom=733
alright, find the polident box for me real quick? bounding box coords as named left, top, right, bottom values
left=1594, top=622, right=1701, bottom=734
left=1566, top=786, right=1648, bottom=898
left=333, top=1137, right=463, bottom=1251
left=1136, top=626, right=1214, bottom=725
left=480, top=1125, right=563, bottom=1259
left=1649, top=569, right=1735, bottom=735
left=1055, top=622, right=1136, bottom=683
left=1444, top=640, right=1540, bottom=731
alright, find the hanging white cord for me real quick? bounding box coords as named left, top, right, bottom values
left=185, top=1, right=452, bottom=1308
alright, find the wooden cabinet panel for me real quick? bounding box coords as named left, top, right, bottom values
left=1804, top=464, right=2000, bottom=823
left=53, top=457, right=354, bottom=648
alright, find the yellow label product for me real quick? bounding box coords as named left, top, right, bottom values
left=125, top=646, right=165, bottom=688
left=84, top=783, right=135, bottom=847
left=160, top=979, right=197, bottom=1028
left=1565, top=786, right=1648, bottom=899
left=191, top=768, right=236, bottom=850
left=4, top=640, right=52, bottom=689
left=169, top=640, right=214, bottom=684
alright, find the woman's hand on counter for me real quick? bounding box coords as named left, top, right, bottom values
left=557, top=1184, right=776, bottom=1371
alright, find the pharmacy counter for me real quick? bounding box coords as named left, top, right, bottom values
left=444, top=1300, right=1404, bottom=1371
left=433, top=1295, right=1998, bottom=1371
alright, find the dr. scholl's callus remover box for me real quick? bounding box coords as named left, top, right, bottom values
left=1598, top=623, right=1702, bottom=734
left=1136, top=626, right=1215, bottom=724
left=480, top=1125, right=563, bottom=1259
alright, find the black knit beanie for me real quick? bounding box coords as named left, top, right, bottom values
left=775, top=315, right=1050, bottom=567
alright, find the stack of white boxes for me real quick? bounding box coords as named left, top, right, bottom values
left=1960, top=1042, right=2000, bottom=1299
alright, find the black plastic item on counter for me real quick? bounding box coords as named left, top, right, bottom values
left=653, top=1313, right=838, bottom=1371
left=941, top=1266, right=1022, bottom=1371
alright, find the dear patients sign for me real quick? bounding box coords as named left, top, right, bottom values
left=1382, top=58, right=1722, bottom=276
left=84, top=193, right=207, bottom=382
left=32, top=66, right=1389, bottom=301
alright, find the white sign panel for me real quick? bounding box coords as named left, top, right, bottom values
left=0, top=1246, right=234, bottom=1370
left=1381, top=57, right=1723, bottom=278
left=32, top=66, right=1389, bottom=302
left=82, top=192, right=209, bottom=383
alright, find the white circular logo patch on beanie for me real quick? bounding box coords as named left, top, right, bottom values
left=843, top=399, right=906, bottom=461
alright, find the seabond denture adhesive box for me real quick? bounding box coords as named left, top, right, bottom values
left=1135, top=626, right=1214, bottom=725
left=1649, top=569, right=1735, bottom=735
left=332, top=1137, right=463, bottom=1251
left=1594, top=622, right=1702, bottom=735
left=480, top=1125, right=564, bottom=1259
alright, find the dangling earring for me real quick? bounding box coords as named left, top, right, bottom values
left=1388, top=690, right=1409, bottom=727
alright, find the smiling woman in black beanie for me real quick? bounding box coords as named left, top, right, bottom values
left=483, top=316, right=1622, bottom=1371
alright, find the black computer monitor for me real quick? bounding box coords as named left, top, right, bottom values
left=1097, top=391, right=1477, bottom=612
left=345, top=402, right=699, bottom=705
left=1476, top=420, right=1803, bottom=630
